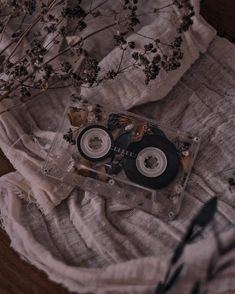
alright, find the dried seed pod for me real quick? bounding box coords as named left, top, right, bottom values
left=132, top=124, right=147, bottom=142
left=97, top=165, right=109, bottom=182
left=75, top=158, right=92, bottom=177
left=67, top=107, right=88, bottom=127
left=119, top=115, right=132, bottom=126
left=181, top=155, right=191, bottom=174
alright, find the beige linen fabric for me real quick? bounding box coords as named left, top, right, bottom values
left=0, top=36, right=235, bottom=293
left=0, top=0, right=216, bottom=212
left=0, top=1, right=235, bottom=293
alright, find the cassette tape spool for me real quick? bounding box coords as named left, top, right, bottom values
left=123, top=134, right=180, bottom=189
left=43, top=101, right=200, bottom=220
left=77, top=125, right=114, bottom=161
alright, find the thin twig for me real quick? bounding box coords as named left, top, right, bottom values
left=45, top=22, right=117, bottom=65
left=0, top=21, right=117, bottom=101
left=117, top=47, right=125, bottom=72
left=7, top=0, right=58, bottom=61
left=0, top=79, right=70, bottom=115
left=0, top=39, right=16, bottom=56
left=89, top=0, right=95, bottom=12
left=0, top=15, right=11, bottom=43
left=136, top=2, right=174, bottom=17
left=134, top=32, right=155, bottom=41
left=89, top=0, right=110, bottom=13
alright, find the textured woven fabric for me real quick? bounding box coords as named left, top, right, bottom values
left=0, top=0, right=235, bottom=293
left=0, top=0, right=216, bottom=213
left=0, top=36, right=235, bottom=293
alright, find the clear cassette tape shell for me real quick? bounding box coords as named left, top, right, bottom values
left=77, top=124, right=180, bottom=190
left=43, top=102, right=200, bottom=220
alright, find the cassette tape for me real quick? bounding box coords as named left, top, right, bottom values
left=43, top=99, right=200, bottom=220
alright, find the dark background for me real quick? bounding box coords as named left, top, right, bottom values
left=0, top=0, right=235, bottom=292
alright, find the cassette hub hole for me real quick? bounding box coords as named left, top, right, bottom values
left=136, top=147, right=167, bottom=178
left=88, top=136, right=103, bottom=150
left=144, top=156, right=159, bottom=169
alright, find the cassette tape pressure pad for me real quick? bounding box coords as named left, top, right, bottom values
left=43, top=100, right=200, bottom=220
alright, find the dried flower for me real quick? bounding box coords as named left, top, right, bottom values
left=63, top=128, right=76, bottom=145
left=0, top=0, right=194, bottom=103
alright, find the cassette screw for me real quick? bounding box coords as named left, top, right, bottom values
left=182, top=150, right=189, bottom=157
left=168, top=211, right=175, bottom=220
left=108, top=179, right=115, bottom=185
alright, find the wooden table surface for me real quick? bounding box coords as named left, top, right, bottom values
left=0, top=1, right=235, bottom=293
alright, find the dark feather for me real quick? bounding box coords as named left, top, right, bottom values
left=208, top=259, right=235, bottom=281
left=165, top=264, right=184, bottom=291
left=171, top=242, right=184, bottom=264
left=154, top=282, right=165, bottom=294
left=192, top=197, right=217, bottom=228
left=171, top=197, right=218, bottom=265
left=190, top=281, right=201, bottom=294
left=206, top=254, right=217, bottom=281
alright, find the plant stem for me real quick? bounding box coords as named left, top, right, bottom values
left=117, top=47, right=125, bottom=72
left=134, top=32, right=155, bottom=41
left=137, top=2, right=174, bottom=17
left=89, top=0, right=110, bottom=13
left=45, top=22, right=117, bottom=65
left=0, top=15, right=12, bottom=42
left=0, top=79, right=69, bottom=115
left=0, top=21, right=117, bottom=102
left=7, top=0, right=59, bottom=61
left=0, top=39, right=16, bottom=56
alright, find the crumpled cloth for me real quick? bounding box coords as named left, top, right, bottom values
left=0, top=36, right=235, bottom=293
left=0, top=0, right=216, bottom=213
left=0, top=0, right=235, bottom=293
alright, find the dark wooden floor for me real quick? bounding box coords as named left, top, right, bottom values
left=201, top=0, right=235, bottom=43
left=0, top=1, right=235, bottom=293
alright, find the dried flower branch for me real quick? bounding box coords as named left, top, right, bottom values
left=0, top=0, right=195, bottom=109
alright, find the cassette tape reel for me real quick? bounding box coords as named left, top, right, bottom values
left=123, top=134, right=180, bottom=189
left=77, top=125, right=113, bottom=161
left=43, top=101, right=200, bottom=220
